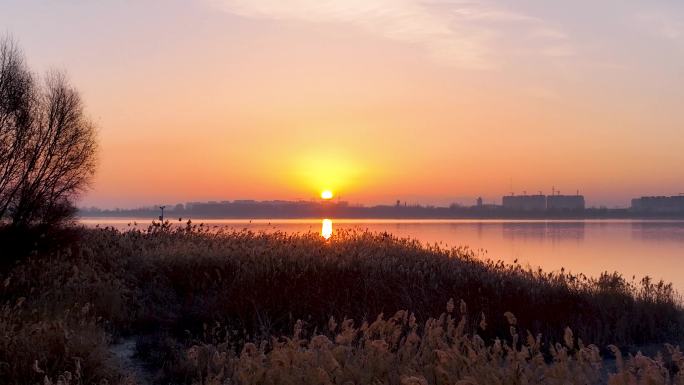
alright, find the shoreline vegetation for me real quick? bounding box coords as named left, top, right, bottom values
left=1, top=222, right=683, bottom=384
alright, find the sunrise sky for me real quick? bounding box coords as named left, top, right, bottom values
left=2, top=0, right=683, bottom=208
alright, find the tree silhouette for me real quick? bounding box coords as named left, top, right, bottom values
left=0, top=36, right=97, bottom=228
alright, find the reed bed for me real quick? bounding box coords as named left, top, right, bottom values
left=0, top=222, right=682, bottom=384
left=181, top=303, right=684, bottom=385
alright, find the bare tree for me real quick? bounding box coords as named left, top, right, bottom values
left=0, top=36, right=34, bottom=221
left=0, top=36, right=97, bottom=228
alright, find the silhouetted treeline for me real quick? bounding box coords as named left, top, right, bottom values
left=79, top=200, right=684, bottom=219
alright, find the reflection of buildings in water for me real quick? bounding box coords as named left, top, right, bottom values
left=502, top=222, right=547, bottom=242
left=444, top=222, right=496, bottom=245
left=321, top=219, right=333, bottom=239
left=630, top=221, right=684, bottom=243
left=547, top=222, right=585, bottom=242
left=502, top=222, right=585, bottom=243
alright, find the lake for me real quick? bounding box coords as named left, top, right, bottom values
left=80, top=218, right=684, bottom=294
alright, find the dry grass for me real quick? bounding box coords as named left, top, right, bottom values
left=0, top=222, right=682, bottom=384
left=182, top=303, right=684, bottom=385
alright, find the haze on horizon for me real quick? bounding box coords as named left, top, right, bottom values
left=2, top=0, right=683, bottom=209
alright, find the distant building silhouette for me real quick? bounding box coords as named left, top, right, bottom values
left=502, top=194, right=546, bottom=211
left=631, top=195, right=684, bottom=214
left=502, top=192, right=585, bottom=211
left=547, top=195, right=585, bottom=210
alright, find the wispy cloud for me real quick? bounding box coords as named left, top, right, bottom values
left=205, top=0, right=571, bottom=69
left=635, top=11, right=682, bottom=40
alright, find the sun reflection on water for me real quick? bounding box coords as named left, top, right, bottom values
left=321, top=219, right=333, bottom=239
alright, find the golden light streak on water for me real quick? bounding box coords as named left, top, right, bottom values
left=321, top=219, right=333, bottom=239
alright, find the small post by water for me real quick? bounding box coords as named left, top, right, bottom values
left=159, top=205, right=166, bottom=221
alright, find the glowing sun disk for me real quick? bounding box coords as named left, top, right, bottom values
left=321, top=190, right=334, bottom=200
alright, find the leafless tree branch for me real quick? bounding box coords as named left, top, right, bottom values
left=0, top=36, right=97, bottom=227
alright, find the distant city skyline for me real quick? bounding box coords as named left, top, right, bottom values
left=3, top=1, right=683, bottom=209
left=79, top=193, right=684, bottom=219
left=81, top=188, right=684, bottom=210
left=81, top=191, right=684, bottom=211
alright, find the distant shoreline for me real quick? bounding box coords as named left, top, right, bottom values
left=80, top=197, right=684, bottom=220
left=77, top=210, right=684, bottom=221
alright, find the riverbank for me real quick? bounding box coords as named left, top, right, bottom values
left=1, top=224, right=682, bottom=384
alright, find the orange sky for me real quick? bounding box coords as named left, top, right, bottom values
left=2, top=0, right=683, bottom=208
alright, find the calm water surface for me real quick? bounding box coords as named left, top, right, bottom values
left=80, top=218, right=684, bottom=293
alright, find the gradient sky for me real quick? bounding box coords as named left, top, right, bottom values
left=2, top=0, right=683, bottom=208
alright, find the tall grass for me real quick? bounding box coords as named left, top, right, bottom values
left=182, top=303, right=684, bottom=385
left=80, top=223, right=681, bottom=346
left=0, top=223, right=682, bottom=384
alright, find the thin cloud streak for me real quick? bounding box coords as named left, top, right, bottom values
left=206, top=0, right=572, bottom=69
left=635, top=11, right=682, bottom=40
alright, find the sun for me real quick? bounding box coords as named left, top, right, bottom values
left=321, top=190, right=334, bottom=200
